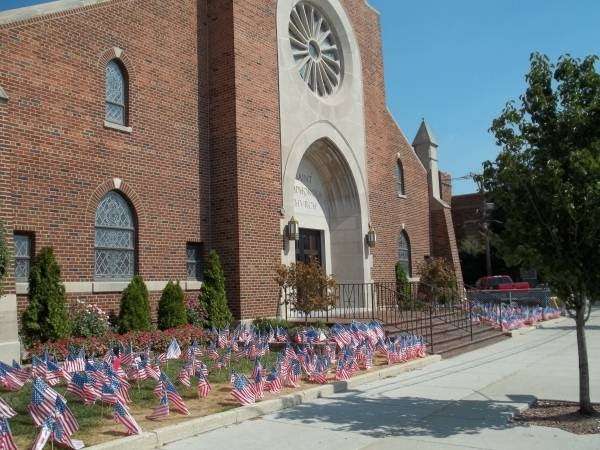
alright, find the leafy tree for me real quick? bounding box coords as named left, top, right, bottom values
left=0, top=221, right=8, bottom=297
left=21, top=247, right=71, bottom=343
left=199, top=251, right=233, bottom=329
left=157, top=281, right=187, bottom=330
left=275, top=260, right=337, bottom=323
left=118, top=275, right=151, bottom=333
left=479, top=53, right=600, bottom=415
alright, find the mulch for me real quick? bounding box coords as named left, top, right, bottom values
left=512, top=400, right=600, bottom=435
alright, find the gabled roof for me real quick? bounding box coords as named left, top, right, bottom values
left=412, top=119, right=439, bottom=147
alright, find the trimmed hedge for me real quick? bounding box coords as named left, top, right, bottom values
left=157, top=281, right=187, bottom=331
left=199, top=251, right=233, bottom=329
left=118, top=275, right=151, bottom=333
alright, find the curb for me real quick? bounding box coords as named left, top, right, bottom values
left=507, top=316, right=568, bottom=337
left=87, top=355, right=441, bottom=450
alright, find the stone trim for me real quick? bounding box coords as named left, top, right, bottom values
left=0, top=0, right=122, bottom=29
left=15, top=280, right=202, bottom=295
left=104, top=121, right=132, bottom=134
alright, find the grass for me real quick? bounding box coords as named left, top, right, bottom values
left=2, top=353, right=278, bottom=448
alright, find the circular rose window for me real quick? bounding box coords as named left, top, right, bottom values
left=289, top=2, right=342, bottom=98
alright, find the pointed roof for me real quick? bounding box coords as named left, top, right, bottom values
left=412, top=119, right=439, bottom=147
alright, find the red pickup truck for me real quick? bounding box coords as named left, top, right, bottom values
left=475, top=276, right=530, bottom=291
left=470, top=276, right=550, bottom=305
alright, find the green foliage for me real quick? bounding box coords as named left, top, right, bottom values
left=71, top=300, right=111, bottom=338
left=275, top=260, right=337, bottom=322
left=479, top=53, right=600, bottom=308
left=157, top=281, right=187, bottom=330
left=118, top=275, right=151, bottom=333
left=252, top=317, right=292, bottom=333
left=0, top=221, right=8, bottom=297
left=395, top=262, right=410, bottom=304
left=417, top=257, right=458, bottom=304
left=21, top=247, right=71, bottom=343
left=199, top=251, right=233, bottom=329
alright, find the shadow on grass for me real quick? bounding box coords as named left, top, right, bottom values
left=271, top=391, right=536, bottom=439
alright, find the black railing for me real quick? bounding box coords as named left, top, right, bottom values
left=283, top=280, right=474, bottom=353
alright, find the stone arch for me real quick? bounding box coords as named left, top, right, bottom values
left=282, top=122, right=371, bottom=284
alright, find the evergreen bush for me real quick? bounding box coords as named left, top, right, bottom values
left=199, top=250, right=233, bottom=329
left=118, top=275, right=151, bottom=333
left=395, top=262, right=411, bottom=307
left=21, top=247, right=71, bottom=343
left=157, top=281, right=187, bottom=330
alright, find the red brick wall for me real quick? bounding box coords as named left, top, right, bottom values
left=0, top=93, right=14, bottom=296
left=0, top=0, right=209, bottom=315
left=452, top=193, right=483, bottom=244
left=439, top=171, right=453, bottom=205
left=343, top=0, right=431, bottom=280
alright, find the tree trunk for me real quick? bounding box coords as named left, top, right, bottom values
left=575, top=301, right=594, bottom=415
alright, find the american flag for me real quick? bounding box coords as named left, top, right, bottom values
left=178, top=363, right=192, bottom=388
left=101, top=382, right=120, bottom=405
left=196, top=371, right=212, bottom=398
left=31, top=357, right=49, bottom=381
left=251, top=370, right=265, bottom=400
left=0, top=366, right=24, bottom=392
left=54, top=396, right=79, bottom=436
left=51, top=420, right=84, bottom=450
left=335, top=360, right=350, bottom=381
left=230, top=373, right=255, bottom=406
left=165, top=338, right=182, bottom=360
left=0, top=398, right=16, bottom=419
left=285, top=359, right=302, bottom=388
left=207, top=342, right=219, bottom=361
left=47, top=359, right=71, bottom=384
left=114, top=401, right=142, bottom=435
left=10, top=360, right=30, bottom=383
left=265, top=367, right=282, bottom=393
left=28, top=378, right=59, bottom=426
left=252, top=359, right=263, bottom=379
left=147, top=393, right=170, bottom=421
left=164, top=378, right=189, bottom=415
left=63, top=349, right=86, bottom=374
left=0, top=418, right=16, bottom=450
left=32, top=417, right=52, bottom=450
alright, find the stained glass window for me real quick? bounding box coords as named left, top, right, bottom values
left=396, top=160, right=406, bottom=196
left=105, top=60, right=126, bottom=125
left=14, top=234, right=31, bottom=282
left=95, top=191, right=135, bottom=280
left=398, top=231, right=411, bottom=276
left=186, top=244, right=203, bottom=280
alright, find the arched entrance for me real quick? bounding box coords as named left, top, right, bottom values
left=285, top=138, right=367, bottom=284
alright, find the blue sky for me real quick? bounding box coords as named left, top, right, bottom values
left=2, top=0, right=598, bottom=194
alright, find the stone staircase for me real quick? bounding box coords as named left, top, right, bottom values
left=384, top=310, right=508, bottom=358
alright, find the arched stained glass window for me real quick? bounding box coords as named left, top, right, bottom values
left=95, top=191, right=135, bottom=280
left=396, top=160, right=406, bottom=196
left=105, top=60, right=127, bottom=125
left=398, top=230, right=411, bottom=276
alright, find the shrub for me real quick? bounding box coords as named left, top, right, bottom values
left=395, top=262, right=411, bottom=306
left=417, top=257, right=458, bottom=304
left=252, top=317, right=292, bottom=333
left=186, top=296, right=206, bottom=327
left=0, top=221, right=8, bottom=297
left=29, top=324, right=205, bottom=359
left=118, top=275, right=151, bottom=333
left=199, top=251, right=233, bottom=329
left=71, top=299, right=111, bottom=338
left=157, top=281, right=187, bottom=330
left=21, top=247, right=71, bottom=343
left=275, top=260, right=337, bottom=323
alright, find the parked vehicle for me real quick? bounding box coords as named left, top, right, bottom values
left=469, top=275, right=550, bottom=306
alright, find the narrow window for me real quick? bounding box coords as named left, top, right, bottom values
left=95, top=191, right=135, bottom=280
left=105, top=60, right=127, bottom=125
left=396, top=160, right=406, bottom=196
left=398, top=231, right=412, bottom=276
left=14, top=233, right=32, bottom=282
left=186, top=243, right=203, bottom=280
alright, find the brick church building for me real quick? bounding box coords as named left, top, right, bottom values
left=0, top=0, right=462, bottom=360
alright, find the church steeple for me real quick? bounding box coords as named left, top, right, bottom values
left=413, top=119, right=441, bottom=201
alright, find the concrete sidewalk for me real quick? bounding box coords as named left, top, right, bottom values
left=167, top=311, right=600, bottom=450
